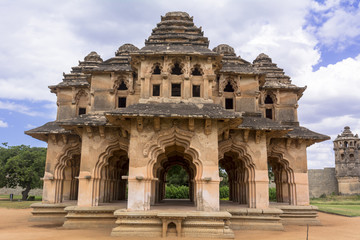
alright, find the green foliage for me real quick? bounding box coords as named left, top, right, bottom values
left=269, top=187, right=276, bottom=202
left=0, top=144, right=46, bottom=200
left=219, top=167, right=228, bottom=187
left=165, top=185, right=189, bottom=199
left=268, top=164, right=274, bottom=182
left=219, top=186, right=229, bottom=199
left=166, top=165, right=189, bottom=186
left=0, top=194, right=42, bottom=201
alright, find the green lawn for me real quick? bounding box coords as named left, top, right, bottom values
left=0, top=194, right=42, bottom=201
left=0, top=194, right=42, bottom=209
left=311, top=195, right=360, bottom=217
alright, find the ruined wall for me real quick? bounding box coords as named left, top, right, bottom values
left=0, top=187, right=43, bottom=196
left=308, top=168, right=338, bottom=198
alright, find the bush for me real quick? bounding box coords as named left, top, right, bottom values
left=219, top=186, right=229, bottom=199
left=269, top=187, right=276, bottom=202
left=165, top=185, right=189, bottom=199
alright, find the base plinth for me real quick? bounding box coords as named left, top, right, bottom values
left=30, top=202, right=75, bottom=223
left=226, top=208, right=284, bottom=231
left=111, top=210, right=235, bottom=239
left=274, top=205, right=321, bottom=225
left=63, top=206, right=120, bottom=228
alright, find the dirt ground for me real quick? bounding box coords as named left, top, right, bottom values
left=0, top=208, right=359, bottom=240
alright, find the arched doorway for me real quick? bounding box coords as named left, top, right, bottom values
left=268, top=156, right=295, bottom=205
left=62, top=154, right=80, bottom=201
left=53, top=144, right=81, bottom=204
left=219, top=151, right=253, bottom=206
left=98, top=149, right=129, bottom=204
left=152, top=145, right=197, bottom=208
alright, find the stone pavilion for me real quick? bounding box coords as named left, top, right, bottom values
left=334, top=126, right=360, bottom=194
left=26, top=12, right=329, bottom=238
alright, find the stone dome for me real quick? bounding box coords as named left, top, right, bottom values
left=212, top=44, right=236, bottom=56
left=116, top=44, right=139, bottom=56
left=335, top=126, right=359, bottom=140
left=253, top=53, right=272, bottom=63
left=84, top=51, right=103, bottom=63
left=162, top=11, right=191, bottom=20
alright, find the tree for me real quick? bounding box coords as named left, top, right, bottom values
left=0, top=144, right=46, bottom=200
left=219, top=167, right=228, bottom=187
left=166, top=165, right=189, bottom=186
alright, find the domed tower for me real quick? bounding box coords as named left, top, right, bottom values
left=333, top=126, right=360, bottom=194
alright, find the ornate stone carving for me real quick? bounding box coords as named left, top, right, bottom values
left=73, top=89, right=88, bottom=105
left=113, top=74, right=134, bottom=94
left=150, top=62, right=163, bottom=74
left=219, top=76, right=240, bottom=96
left=143, top=126, right=195, bottom=158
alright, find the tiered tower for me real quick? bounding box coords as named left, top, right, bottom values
left=333, top=126, right=360, bottom=194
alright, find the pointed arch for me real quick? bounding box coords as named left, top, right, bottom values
left=53, top=141, right=81, bottom=203
left=268, top=147, right=296, bottom=205
left=91, top=137, right=129, bottom=206
left=113, top=74, right=134, bottom=94
left=144, top=126, right=202, bottom=180
left=218, top=138, right=256, bottom=207
left=73, top=89, right=89, bottom=105
left=151, top=62, right=162, bottom=75
left=218, top=76, right=240, bottom=97
left=191, top=64, right=203, bottom=76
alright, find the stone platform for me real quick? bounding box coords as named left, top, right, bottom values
left=111, top=210, right=234, bottom=238
left=272, top=203, right=321, bottom=225
left=63, top=205, right=120, bottom=228
left=29, top=200, right=321, bottom=238
left=30, top=202, right=76, bottom=223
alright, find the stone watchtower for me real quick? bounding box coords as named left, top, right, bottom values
left=333, top=126, right=360, bottom=194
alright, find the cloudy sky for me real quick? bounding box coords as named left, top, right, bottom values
left=0, top=0, right=360, bottom=169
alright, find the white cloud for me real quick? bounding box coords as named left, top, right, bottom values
left=0, top=120, right=8, bottom=128
left=297, top=54, right=360, bottom=119
left=0, top=100, right=47, bottom=117
left=25, top=124, right=36, bottom=129
left=309, top=0, right=360, bottom=50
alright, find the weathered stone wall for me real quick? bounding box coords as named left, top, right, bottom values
left=308, top=168, right=338, bottom=198
left=0, top=187, right=43, bottom=196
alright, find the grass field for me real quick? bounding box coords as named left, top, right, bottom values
left=311, top=195, right=360, bottom=217
left=0, top=194, right=41, bottom=209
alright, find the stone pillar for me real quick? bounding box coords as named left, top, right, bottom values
left=162, top=75, right=169, bottom=98
left=293, top=172, right=310, bottom=205
left=127, top=120, right=151, bottom=210
left=183, top=78, right=191, bottom=99
left=127, top=178, right=152, bottom=210
left=150, top=180, right=156, bottom=205
left=203, top=76, right=209, bottom=99
left=253, top=169, right=269, bottom=208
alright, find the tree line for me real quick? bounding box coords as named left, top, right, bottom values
left=0, top=143, right=46, bottom=200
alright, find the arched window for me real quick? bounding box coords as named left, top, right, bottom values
left=344, top=141, right=348, bottom=148
left=224, top=82, right=234, bottom=92
left=118, top=81, right=128, bottom=90
left=153, top=65, right=161, bottom=75
left=265, top=95, right=274, bottom=104
left=191, top=66, right=202, bottom=76
left=171, top=63, right=182, bottom=75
